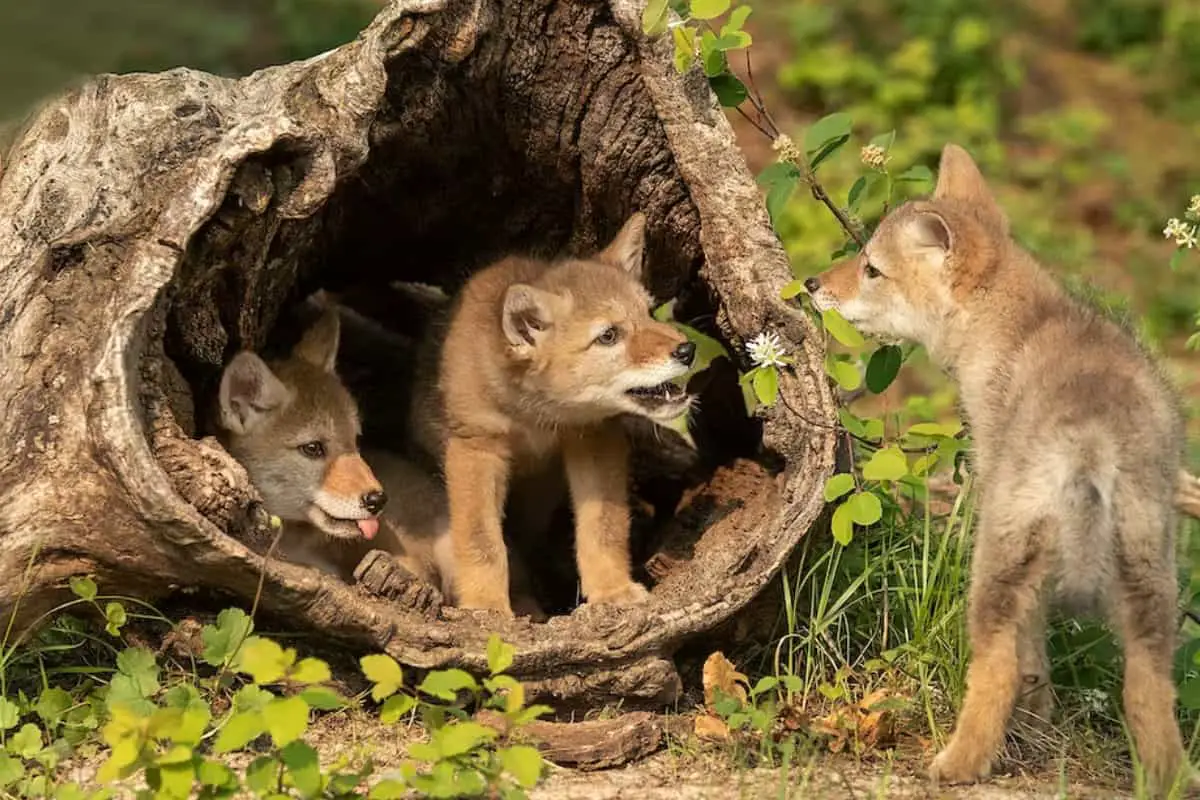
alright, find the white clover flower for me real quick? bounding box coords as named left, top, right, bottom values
left=860, top=143, right=890, bottom=170
left=747, top=331, right=788, bottom=368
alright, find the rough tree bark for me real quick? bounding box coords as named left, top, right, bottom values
left=0, top=0, right=839, bottom=708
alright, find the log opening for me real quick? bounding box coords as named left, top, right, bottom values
left=0, top=0, right=838, bottom=707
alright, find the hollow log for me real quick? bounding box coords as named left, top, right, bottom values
left=0, top=0, right=840, bottom=707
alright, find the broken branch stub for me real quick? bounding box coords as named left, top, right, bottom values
left=0, top=0, right=837, bottom=706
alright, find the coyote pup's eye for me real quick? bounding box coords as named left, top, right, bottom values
left=593, top=326, right=620, bottom=346
left=864, top=263, right=882, bottom=279
left=298, top=441, right=326, bottom=459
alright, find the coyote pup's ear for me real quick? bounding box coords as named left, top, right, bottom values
left=933, top=144, right=1009, bottom=235
left=906, top=210, right=953, bottom=254
left=219, top=352, right=292, bottom=434
left=596, top=212, right=647, bottom=278
left=293, top=306, right=340, bottom=373
left=502, top=284, right=556, bottom=352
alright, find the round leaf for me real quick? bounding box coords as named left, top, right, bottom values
left=501, top=745, right=545, bottom=789
left=865, top=344, right=903, bottom=394
left=862, top=446, right=908, bottom=482
left=213, top=711, right=265, bottom=754
left=281, top=741, right=322, bottom=798
left=752, top=366, right=779, bottom=406
left=487, top=634, right=516, bottom=676
left=825, top=356, right=861, bottom=391
left=641, top=0, right=670, bottom=36
left=690, top=0, right=731, bottom=20
left=709, top=73, right=747, bottom=107
left=831, top=501, right=855, bottom=546
left=264, top=696, right=309, bottom=748
left=780, top=279, right=806, bottom=300
left=823, top=473, right=856, bottom=502
left=360, top=654, right=404, bottom=702
left=289, top=657, right=331, bottom=686
left=846, top=491, right=883, bottom=526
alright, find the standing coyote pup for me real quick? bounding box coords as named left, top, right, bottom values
left=411, top=212, right=696, bottom=616
left=216, top=307, right=452, bottom=596
left=807, top=144, right=1190, bottom=794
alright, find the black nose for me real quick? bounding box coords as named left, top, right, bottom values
left=361, top=490, right=387, bottom=515
left=672, top=341, right=696, bottom=366
left=804, top=277, right=820, bottom=293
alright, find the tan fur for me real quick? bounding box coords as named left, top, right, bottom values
left=807, top=144, right=1191, bottom=796
left=215, top=307, right=453, bottom=595
left=409, top=213, right=695, bottom=616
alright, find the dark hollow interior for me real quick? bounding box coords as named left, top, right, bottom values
left=158, top=39, right=770, bottom=616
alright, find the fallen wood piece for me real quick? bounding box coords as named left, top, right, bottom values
left=477, top=710, right=665, bottom=770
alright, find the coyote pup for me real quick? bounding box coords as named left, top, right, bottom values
left=806, top=144, right=1189, bottom=794
left=410, top=212, right=696, bottom=616
left=216, top=307, right=452, bottom=595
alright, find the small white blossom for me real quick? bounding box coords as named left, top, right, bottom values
left=1189, top=194, right=1200, bottom=219
left=747, top=331, right=788, bottom=368
left=1182, top=225, right=1199, bottom=249
left=860, top=143, right=890, bottom=170
left=772, top=134, right=801, bottom=166
left=1165, top=218, right=1198, bottom=248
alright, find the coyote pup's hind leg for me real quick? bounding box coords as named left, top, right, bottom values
left=931, top=514, right=1050, bottom=785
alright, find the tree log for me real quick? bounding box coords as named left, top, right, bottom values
left=0, top=0, right=838, bottom=707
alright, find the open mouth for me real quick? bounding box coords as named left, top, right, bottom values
left=625, top=381, right=688, bottom=405
left=308, top=505, right=380, bottom=540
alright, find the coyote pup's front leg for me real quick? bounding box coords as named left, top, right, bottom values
left=563, top=423, right=649, bottom=606
left=444, top=435, right=513, bottom=615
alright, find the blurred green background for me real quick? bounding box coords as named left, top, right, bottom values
left=1, top=0, right=1197, bottom=440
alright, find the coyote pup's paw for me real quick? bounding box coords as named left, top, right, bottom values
left=511, top=592, right=548, bottom=623
left=587, top=581, right=650, bottom=607
left=929, top=742, right=992, bottom=786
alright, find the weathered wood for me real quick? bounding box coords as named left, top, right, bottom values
left=476, top=710, right=665, bottom=770
left=0, top=0, right=838, bottom=705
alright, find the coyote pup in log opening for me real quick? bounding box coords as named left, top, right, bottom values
left=216, top=308, right=452, bottom=595
left=411, top=212, right=696, bottom=616
left=807, top=144, right=1190, bottom=795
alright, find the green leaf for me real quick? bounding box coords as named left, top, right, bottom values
left=896, top=164, right=934, bottom=189
left=673, top=322, right=730, bottom=373
left=104, top=602, right=127, bottom=636
left=1170, top=248, right=1186, bottom=271
left=865, top=344, right=903, bottom=393
left=709, top=73, right=747, bottom=107
left=757, top=162, right=801, bottom=225
left=156, top=759, right=195, bottom=800
left=690, top=0, right=730, bottom=20
left=808, top=134, right=849, bottom=171
left=115, top=647, right=160, bottom=698
left=69, top=576, right=97, bottom=601
left=418, top=669, right=478, bottom=702
left=236, top=637, right=295, bottom=685
left=379, top=694, right=417, bottom=725
left=722, top=5, right=751, bottom=32
left=714, top=30, right=752, bottom=50
left=438, top=721, right=497, bottom=758
left=281, top=741, right=322, bottom=799
left=487, top=635, right=515, bottom=676
left=233, top=684, right=275, bottom=715
left=298, top=687, right=345, bottom=711
left=701, top=43, right=726, bottom=77
left=197, top=759, right=236, bottom=789
left=0, top=698, right=19, bottom=732
left=672, top=25, right=695, bottom=72
left=213, top=711, right=265, bottom=754
left=8, top=724, right=42, bottom=758
left=863, top=417, right=885, bottom=440
left=652, top=300, right=676, bottom=322
left=825, top=355, right=861, bottom=391
left=804, top=112, right=853, bottom=157
left=244, top=756, right=280, bottom=795
left=751, top=676, right=779, bottom=697
left=369, top=779, right=407, bottom=800
left=912, top=453, right=939, bottom=476
left=289, top=658, right=331, bottom=685
left=820, top=308, right=866, bottom=347
left=823, top=473, right=856, bottom=502
left=752, top=367, right=780, bottom=406
left=846, top=176, right=869, bottom=213
left=642, top=0, right=670, bottom=37
left=831, top=501, right=854, bottom=546
left=780, top=279, right=806, bottom=300
left=263, top=696, right=309, bottom=748
left=361, top=654, right=405, bottom=702
left=1178, top=676, right=1200, bottom=710
left=0, top=754, right=24, bottom=788
left=501, top=745, right=545, bottom=788
left=906, top=421, right=962, bottom=438
left=862, top=446, right=908, bottom=481
left=845, top=491, right=883, bottom=526
left=201, top=608, right=253, bottom=667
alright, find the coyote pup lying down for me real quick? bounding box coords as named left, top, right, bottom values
left=807, top=144, right=1190, bottom=795
left=409, top=212, right=696, bottom=617
left=216, top=307, right=452, bottom=597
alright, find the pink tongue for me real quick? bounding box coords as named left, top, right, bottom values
left=357, top=517, right=379, bottom=540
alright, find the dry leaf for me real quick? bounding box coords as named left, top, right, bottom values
left=693, top=713, right=731, bottom=742
left=701, top=651, right=749, bottom=709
